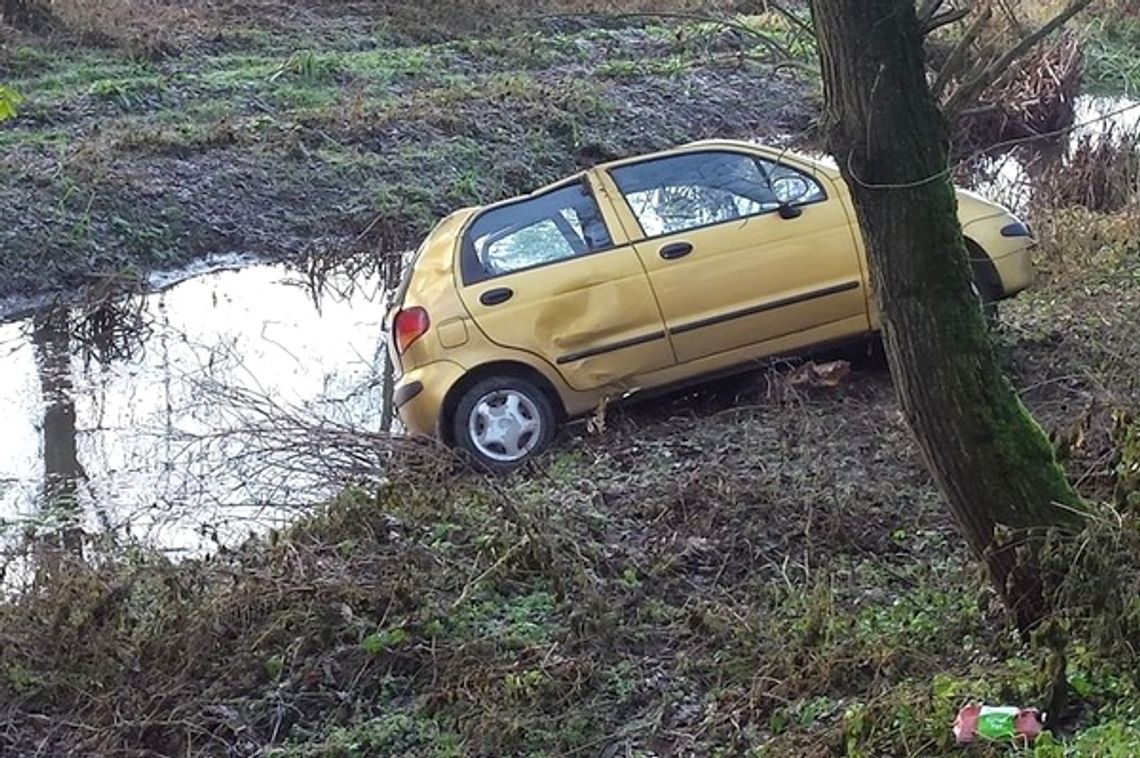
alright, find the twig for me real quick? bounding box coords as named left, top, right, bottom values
left=925, top=7, right=971, bottom=34
left=932, top=6, right=993, bottom=100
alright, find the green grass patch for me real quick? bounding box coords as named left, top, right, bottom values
left=1082, top=16, right=1140, bottom=95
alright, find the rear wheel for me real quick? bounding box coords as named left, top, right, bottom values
left=452, top=376, right=555, bottom=473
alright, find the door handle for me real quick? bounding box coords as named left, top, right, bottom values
left=659, top=242, right=693, bottom=260
left=479, top=287, right=514, bottom=306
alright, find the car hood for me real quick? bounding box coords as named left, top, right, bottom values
left=796, top=154, right=1011, bottom=228
left=953, top=188, right=1012, bottom=225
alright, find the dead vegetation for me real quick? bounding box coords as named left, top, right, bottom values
left=2, top=3, right=1140, bottom=751
left=1036, top=125, right=1140, bottom=211
left=0, top=366, right=987, bottom=756
left=953, top=32, right=1083, bottom=156
left=1, top=0, right=211, bottom=57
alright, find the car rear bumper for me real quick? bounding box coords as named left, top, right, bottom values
left=394, top=359, right=467, bottom=437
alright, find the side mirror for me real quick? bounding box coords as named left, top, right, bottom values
left=772, top=175, right=810, bottom=205
left=778, top=204, right=803, bottom=220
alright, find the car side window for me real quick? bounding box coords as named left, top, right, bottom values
left=610, top=151, right=825, bottom=238
left=462, top=181, right=614, bottom=284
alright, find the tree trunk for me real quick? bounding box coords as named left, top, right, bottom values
left=809, top=0, right=1085, bottom=629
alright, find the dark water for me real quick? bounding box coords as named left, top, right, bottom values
left=0, top=260, right=387, bottom=568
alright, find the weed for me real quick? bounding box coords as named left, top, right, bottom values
left=0, top=83, right=21, bottom=121
left=88, top=75, right=166, bottom=111
left=1083, top=14, right=1140, bottom=94
left=270, top=50, right=342, bottom=85
left=1115, top=412, right=1140, bottom=507
left=1036, top=126, right=1140, bottom=213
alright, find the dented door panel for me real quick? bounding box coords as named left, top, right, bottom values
left=456, top=179, right=674, bottom=392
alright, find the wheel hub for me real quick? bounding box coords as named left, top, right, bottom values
left=468, top=389, right=542, bottom=462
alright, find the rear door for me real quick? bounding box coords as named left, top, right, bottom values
left=456, top=179, right=674, bottom=392
left=600, top=149, right=869, bottom=364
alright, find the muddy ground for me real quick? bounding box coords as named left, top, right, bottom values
left=0, top=4, right=815, bottom=306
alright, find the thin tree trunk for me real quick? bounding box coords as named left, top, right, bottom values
left=809, top=0, right=1085, bottom=629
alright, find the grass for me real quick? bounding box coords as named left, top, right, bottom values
left=1082, top=14, right=1140, bottom=94
left=0, top=6, right=816, bottom=301
left=3, top=3, right=1140, bottom=754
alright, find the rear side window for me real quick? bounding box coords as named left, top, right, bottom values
left=461, top=181, right=613, bottom=284
left=611, top=151, right=826, bottom=239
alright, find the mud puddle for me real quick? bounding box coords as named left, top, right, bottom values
left=0, top=262, right=389, bottom=566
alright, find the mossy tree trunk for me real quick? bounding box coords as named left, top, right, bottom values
left=809, top=0, right=1086, bottom=629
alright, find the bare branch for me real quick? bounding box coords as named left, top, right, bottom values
left=917, top=0, right=947, bottom=24
left=943, top=0, right=1094, bottom=116
left=931, top=5, right=991, bottom=99
left=765, top=0, right=815, bottom=38
left=925, top=7, right=970, bottom=34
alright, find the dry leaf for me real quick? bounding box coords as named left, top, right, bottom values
left=787, top=360, right=851, bottom=389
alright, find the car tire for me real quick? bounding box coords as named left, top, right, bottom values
left=452, top=376, right=555, bottom=473
left=966, top=241, right=1002, bottom=324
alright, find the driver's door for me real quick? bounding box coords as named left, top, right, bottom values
left=600, top=149, right=869, bottom=364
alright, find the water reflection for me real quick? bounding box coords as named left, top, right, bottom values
left=963, top=95, right=1140, bottom=210
left=32, top=306, right=84, bottom=557
left=0, top=263, right=387, bottom=565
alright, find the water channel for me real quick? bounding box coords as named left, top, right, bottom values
left=1, top=260, right=388, bottom=567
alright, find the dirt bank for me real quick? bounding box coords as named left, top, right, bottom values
left=0, top=5, right=817, bottom=304
left=1, top=205, right=1139, bottom=755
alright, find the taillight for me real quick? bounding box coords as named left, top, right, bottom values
left=393, top=307, right=430, bottom=354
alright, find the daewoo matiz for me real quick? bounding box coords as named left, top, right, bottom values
left=388, top=140, right=1034, bottom=470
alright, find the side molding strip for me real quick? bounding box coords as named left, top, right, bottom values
left=670, top=280, right=862, bottom=336
left=556, top=331, right=668, bottom=365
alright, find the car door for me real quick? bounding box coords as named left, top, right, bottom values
left=599, top=149, right=870, bottom=365
left=456, top=178, right=674, bottom=392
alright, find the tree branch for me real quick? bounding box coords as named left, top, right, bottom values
left=931, top=5, right=991, bottom=99
left=924, top=7, right=970, bottom=34
left=917, top=0, right=947, bottom=25
left=943, top=0, right=1094, bottom=115
left=764, top=0, right=816, bottom=38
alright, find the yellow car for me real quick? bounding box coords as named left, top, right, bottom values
left=388, top=140, right=1034, bottom=470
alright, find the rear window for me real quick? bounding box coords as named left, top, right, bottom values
left=461, top=181, right=613, bottom=284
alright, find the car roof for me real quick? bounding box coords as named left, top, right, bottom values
left=469, top=140, right=839, bottom=214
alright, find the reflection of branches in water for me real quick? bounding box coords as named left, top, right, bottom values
left=293, top=215, right=407, bottom=308
left=67, top=272, right=152, bottom=367
left=293, top=218, right=412, bottom=431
